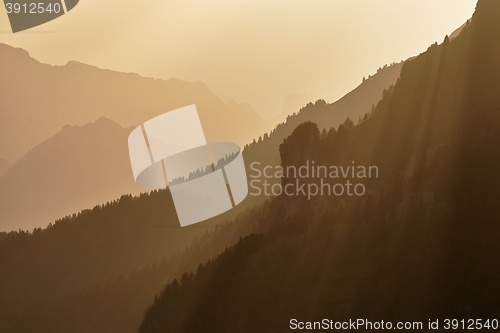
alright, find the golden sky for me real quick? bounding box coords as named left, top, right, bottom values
left=0, top=0, right=477, bottom=119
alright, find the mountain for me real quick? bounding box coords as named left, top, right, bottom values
left=0, top=44, right=267, bottom=164
left=0, top=117, right=141, bottom=231
left=138, top=1, right=500, bottom=331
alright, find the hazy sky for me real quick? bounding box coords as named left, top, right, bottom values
left=0, top=0, right=477, bottom=119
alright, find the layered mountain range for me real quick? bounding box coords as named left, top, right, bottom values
left=0, top=43, right=402, bottom=231
left=0, top=52, right=403, bottom=333
left=0, top=3, right=486, bottom=333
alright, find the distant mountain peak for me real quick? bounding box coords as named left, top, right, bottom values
left=0, top=43, right=29, bottom=56
left=65, top=60, right=87, bottom=67
left=94, top=116, right=119, bottom=126
left=0, top=43, right=37, bottom=66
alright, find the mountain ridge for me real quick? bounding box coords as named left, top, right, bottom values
left=0, top=43, right=268, bottom=164
left=0, top=117, right=140, bottom=231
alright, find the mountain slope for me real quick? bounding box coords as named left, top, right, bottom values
left=0, top=199, right=269, bottom=333
left=286, top=62, right=403, bottom=131
left=0, top=44, right=266, bottom=163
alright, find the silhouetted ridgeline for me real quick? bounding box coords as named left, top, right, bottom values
left=0, top=193, right=271, bottom=333
left=139, top=1, right=500, bottom=332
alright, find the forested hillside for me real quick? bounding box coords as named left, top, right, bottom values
left=0, top=197, right=270, bottom=333
left=0, top=191, right=191, bottom=314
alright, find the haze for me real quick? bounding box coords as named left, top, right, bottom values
left=0, top=0, right=476, bottom=118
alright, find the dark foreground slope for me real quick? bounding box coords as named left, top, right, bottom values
left=0, top=200, right=269, bottom=333
left=0, top=191, right=202, bottom=316
left=139, top=2, right=500, bottom=331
